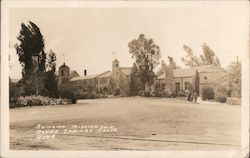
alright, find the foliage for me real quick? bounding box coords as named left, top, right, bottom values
left=214, top=83, right=228, bottom=103
left=157, top=60, right=168, bottom=75
left=227, top=61, right=241, bottom=98
left=168, top=56, right=177, bottom=69
left=200, top=43, right=220, bottom=66
left=128, top=34, right=161, bottom=90
left=9, top=78, right=20, bottom=105
left=11, top=95, right=72, bottom=107
left=194, top=70, right=200, bottom=95
left=201, top=87, right=214, bottom=100
left=44, top=50, right=58, bottom=97
left=165, top=66, right=175, bottom=94
left=15, top=22, right=58, bottom=98
left=15, top=21, right=46, bottom=95
left=129, top=63, right=143, bottom=96
left=226, top=97, right=241, bottom=105
left=59, top=87, right=78, bottom=104
left=156, top=57, right=177, bottom=95
left=113, top=88, right=121, bottom=96
left=181, top=44, right=220, bottom=67
left=213, top=61, right=241, bottom=100
left=181, top=45, right=202, bottom=67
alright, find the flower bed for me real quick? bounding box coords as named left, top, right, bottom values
left=10, top=95, right=74, bottom=108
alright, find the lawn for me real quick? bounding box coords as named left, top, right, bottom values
left=10, top=97, right=241, bottom=150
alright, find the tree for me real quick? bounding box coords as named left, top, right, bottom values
left=227, top=61, right=241, bottom=98
left=182, top=44, right=221, bottom=67
left=157, top=60, right=167, bottom=75
left=201, top=43, right=220, bottom=66
left=129, top=63, right=143, bottom=96
left=165, top=65, right=174, bottom=94
left=44, top=50, right=58, bottom=97
left=194, top=70, right=200, bottom=95
left=181, top=45, right=202, bottom=67
left=15, top=21, right=46, bottom=95
left=213, top=60, right=241, bottom=100
left=128, top=34, right=161, bottom=91
left=168, top=56, right=178, bottom=69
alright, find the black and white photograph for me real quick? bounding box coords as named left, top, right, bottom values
left=1, top=1, right=249, bottom=158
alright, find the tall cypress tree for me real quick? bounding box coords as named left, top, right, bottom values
left=16, top=21, right=46, bottom=95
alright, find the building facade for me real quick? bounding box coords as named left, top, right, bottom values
left=155, top=65, right=227, bottom=95
left=69, top=59, right=131, bottom=96
left=56, top=63, right=80, bottom=87
left=57, top=61, right=226, bottom=97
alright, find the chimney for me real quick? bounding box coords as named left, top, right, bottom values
left=84, top=69, right=87, bottom=76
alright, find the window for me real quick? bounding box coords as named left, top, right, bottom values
left=184, top=82, right=190, bottom=90
left=175, top=82, right=180, bottom=91
left=161, top=83, right=165, bottom=91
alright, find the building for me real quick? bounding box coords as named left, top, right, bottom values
left=57, top=60, right=226, bottom=97
left=56, top=63, right=80, bottom=87
left=155, top=65, right=227, bottom=95
left=69, top=59, right=131, bottom=96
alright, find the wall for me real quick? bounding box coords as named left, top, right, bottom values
left=199, top=71, right=227, bottom=94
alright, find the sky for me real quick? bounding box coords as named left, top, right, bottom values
left=9, top=5, right=248, bottom=79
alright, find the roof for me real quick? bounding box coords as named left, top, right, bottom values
left=70, top=71, right=112, bottom=81
left=157, top=73, right=166, bottom=80
left=119, top=67, right=132, bottom=75
left=70, top=74, right=98, bottom=81
left=55, top=70, right=79, bottom=76
left=158, top=65, right=226, bottom=79
left=59, top=63, right=69, bottom=69
left=96, top=71, right=112, bottom=78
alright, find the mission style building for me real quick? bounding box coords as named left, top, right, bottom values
left=56, top=59, right=226, bottom=97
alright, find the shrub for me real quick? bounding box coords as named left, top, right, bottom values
left=138, top=90, right=144, bottom=96
left=214, top=83, right=228, bottom=103
left=113, top=88, right=120, bottom=96
left=177, top=90, right=187, bottom=97
left=144, top=91, right=150, bottom=97
left=217, top=96, right=227, bottom=103
left=12, top=95, right=73, bottom=107
left=201, top=87, right=214, bottom=101
left=169, top=91, right=177, bottom=98
left=226, top=97, right=241, bottom=105
left=60, top=89, right=77, bottom=104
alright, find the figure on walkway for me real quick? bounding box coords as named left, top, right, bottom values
left=193, top=91, right=198, bottom=103
left=186, top=89, right=191, bottom=101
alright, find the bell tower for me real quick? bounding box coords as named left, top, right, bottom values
left=112, top=59, right=119, bottom=68
left=58, top=62, right=70, bottom=87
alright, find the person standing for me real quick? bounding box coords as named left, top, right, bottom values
left=186, top=89, right=190, bottom=101
left=193, top=91, right=198, bottom=103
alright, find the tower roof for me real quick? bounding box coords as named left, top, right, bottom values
left=59, top=62, right=69, bottom=69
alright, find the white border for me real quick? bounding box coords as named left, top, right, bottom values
left=1, top=1, right=249, bottom=158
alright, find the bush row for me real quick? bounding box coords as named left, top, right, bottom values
left=10, top=95, right=73, bottom=108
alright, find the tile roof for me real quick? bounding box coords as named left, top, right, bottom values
left=158, top=65, right=226, bottom=79
left=55, top=70, right=78, bottom=76
left=96, top=71, right=112, bottom=78
left=70, top=74, right=98, bottom=81
left=70, top=71, right=112, bottom=81
left=119, top=67, right=132, bottom=75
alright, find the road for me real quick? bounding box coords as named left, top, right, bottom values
left=10, top=97, right=241, bottom=150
